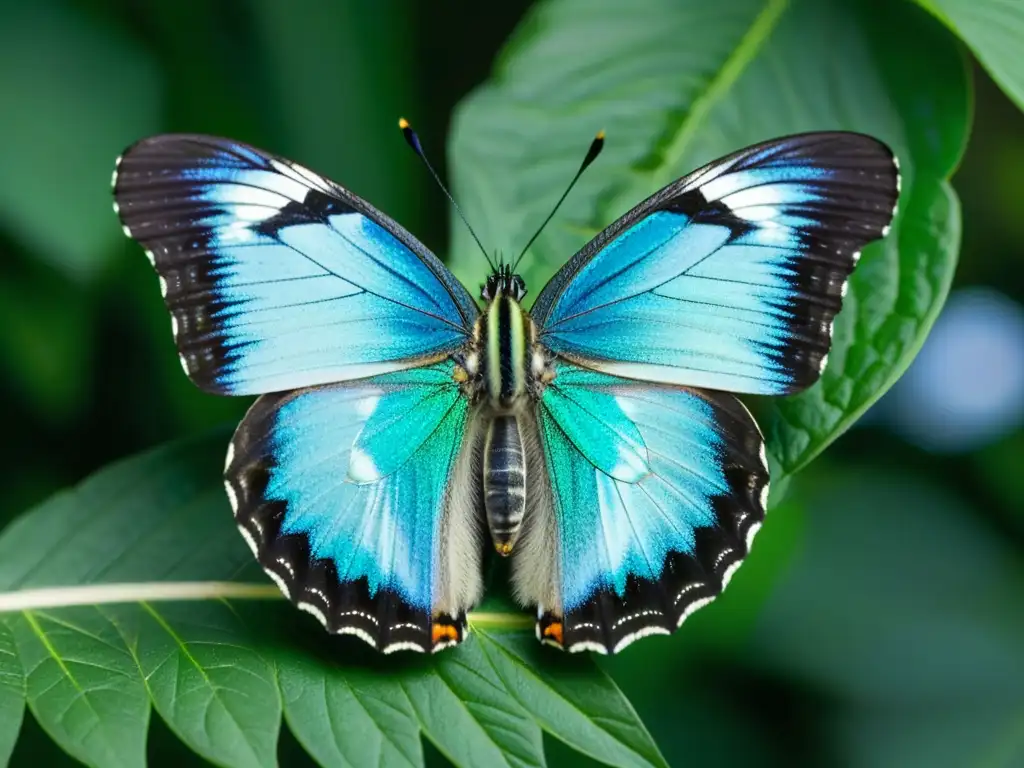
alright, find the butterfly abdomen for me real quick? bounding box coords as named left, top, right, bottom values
left=483, top=415, right=526, bottom=555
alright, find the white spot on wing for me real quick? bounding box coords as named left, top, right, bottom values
left=428, top=640, right=457, bottom=654
left=337, top=625, right=378, bottom=649
left=676, top=596, right=714, bottom=627
left=170, top=315, right=179, bottom=338
left=112, top=201, right=120, bottom=215
left=158, top=275, right=168, bottom=297
left=224, top=441, right=235, bottom=472
left=611, top=625, right=670, bottom=654
left=387, top=641, right=428, bottom=654
left=346, top=447, right=378, bottom=483
left=746, top=521, right=763, bottom=551
left=237, top=524, right=259, bottom=556
left=178, top=356, right=190, bottom=376
left=881, top=224, right=892, bottom=237
left=567, top=640, right=608, bottom=654
left=224, top=480, right=239, bottom=514
left=121, top=224, right=133, bottom=239
left=758, top=442, right=768, bottom=471
left=721, top=560, right=742, bottom=589
left=265, top=568, right=292, bottom=599
left=144, top=249, right=156, bottom=266
left=297, top=601, right=329, bottom=629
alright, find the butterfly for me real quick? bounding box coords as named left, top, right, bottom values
left=112, top=126, right=899, bottom=654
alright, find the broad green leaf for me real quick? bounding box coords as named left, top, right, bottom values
left=0, top=432, right=666, bottom=767
left=752, top=468, right=1024, bottom=767
left=768, top=182, right=961, bottom=474
left=447, top=0, right=969, bottom=485
left=8, top=609, right=149, bottom=768
left=110, top=602, right=280, bottom=768
left=917, top=0, right=1024, bottom=113
left=0, top=620, right=24, bottom=766
left=278, top=649, right=423, bottom=768
left=767, top=0, right=968, bottom=475
left=477, top=632, right=669, bottom=768
left=403, top=640, right=545, bottom=768
left=0, top=433, right=281, bottom=768
left=0, top=3, right=160, bottom=280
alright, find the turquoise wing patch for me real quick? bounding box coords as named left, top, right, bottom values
left=226, top=361, right=481, bottom=653
left=529, top=360, right=769, bottom=653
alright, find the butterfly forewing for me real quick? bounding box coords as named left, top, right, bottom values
left=112, top=134, right=477, bottom=396
left=531, top=132, right=900, bottom=396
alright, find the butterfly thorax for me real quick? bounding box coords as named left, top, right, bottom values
left=456, top=267, right=554, bottom=556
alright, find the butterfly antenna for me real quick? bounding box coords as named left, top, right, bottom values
left=399, top=118, right=496, bottom=272
left=510, top=130, right=605, bottom=273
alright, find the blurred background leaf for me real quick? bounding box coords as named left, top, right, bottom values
left=0, top=4, right=160, bottom=281
left=752, top=468, right=1024, bottom=767
left=917, top=0, right=1024, bottom=111
left=1, top=0, right=1023, bottom=765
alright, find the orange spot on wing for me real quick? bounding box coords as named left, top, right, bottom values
left=542, top=621, right=564, bottom=646
left=432, top=622, right=459, bottom=646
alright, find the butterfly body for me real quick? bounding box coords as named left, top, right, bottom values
left=114, top=130, right=899, bottom=654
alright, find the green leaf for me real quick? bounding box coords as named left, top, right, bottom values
left=249, top=0, right=422, bottom=229
left=918, top=0, right=1024, bottom=113
left=0, top=620, right=24, bottom=766
left=477, top=632, right=668, bottom=768
left=110, top=602, right=280, bottom=768
left=0, top=4, right=161, bottom=280
left=752, top=468, right=1024, bottom=766
left=402, top=640, right=545, bottom=768
left=447, top=0, right=969, bottom=485
left=278, top=649, right=423, bottom=768
left=0, top=433, right=281, bottom=768
left=0, top=432, right=665, bottom=767
left=768, top=182, right=961, bottom=475
left=8, top=609, right=149, bottom=768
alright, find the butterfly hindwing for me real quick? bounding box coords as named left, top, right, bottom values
left=513, top=362, right=768, bottom=653
left=531, top=132, right=900, bottom=396
left=226, top=361, right=483, bottom=652
left=113, top=134, right=478, bottom=395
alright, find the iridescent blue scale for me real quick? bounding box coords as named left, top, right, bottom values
left=114, top=130, right=898, bottom=653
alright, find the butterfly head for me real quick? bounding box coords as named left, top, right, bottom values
left=481, top=263, right=527, bottom=302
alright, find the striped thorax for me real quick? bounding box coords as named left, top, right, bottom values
left=471, top=267, right=535, bottom=555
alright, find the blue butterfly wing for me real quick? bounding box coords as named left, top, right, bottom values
left=513, top=362, right=768, bottom=653
left=226, top=361, right=483, bottom=652
left=113, top=134, right=478, bottom=395
left=531, top=132, right=900, bottom=395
